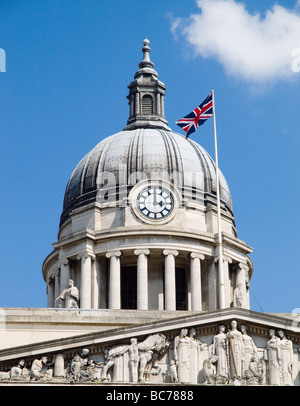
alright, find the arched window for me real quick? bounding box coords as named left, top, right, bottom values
left=142, top=95, right=153, bottom=115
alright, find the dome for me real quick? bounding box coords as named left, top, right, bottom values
left=60, top=39, right=233, bottom=229
left=60, top=128, right=233, bottom=228
left=44, top=39, right=253, bottom=317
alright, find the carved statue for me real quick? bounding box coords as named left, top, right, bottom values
left=86, top=359, right=100, bottom=381
left=0, top=359, right=29, bottom=381
left=233, top=284, right=245, bottom=308
left=0, top=323, right=295, bottom=386
left=174, top=328, right=189, bottom=382
left=30, top=356, right=53, bottom=381
left=250, top=356, right=266, bottom=385
left=188, top=328, right=205, bottom=383
left=128, top=338, right=139, bottom=382
left=137, top=333, right=169, bottom=382
left=227, top=320, right=244, bottom=380
left=278, top=330, right=294, bottom=385
left=244, top=355, right=266, bottom=385
left=56, top=279, right=79, bottom=309
left=68, top=348, right=101, bottom=382
left=101, top=334, right=169, bottom=383
left=70, top=354, right=84, bottom=381
left=203, top=355, right=218, bottom=385
left=101, top=343, right=129, bottom=382
left=10, top=359, right=29, bottom=380
left=173, top=328, right=205, bottom=383
left=267, top=329, right=282, bottom=385
left=212, top=325, right=228, bottom=378
left=173, top=327, right=207, bottom=384
left=169, top=360, right=178, bottom=383
left=210, top=321, right=267, bottom=385
left=241, top=325, right=257, bottom=373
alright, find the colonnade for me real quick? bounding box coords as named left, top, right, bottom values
left=47, top=249, right=249, bottom=311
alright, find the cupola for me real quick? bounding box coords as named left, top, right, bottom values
left=124, top=39, right=171, bottom=131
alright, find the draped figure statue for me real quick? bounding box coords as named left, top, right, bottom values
left=173, top=328, right=205, bottom=383
left=278, top=330, right=293, bottom=386
left=212, top=325, right=228, bottom=378
left=227, top=320, right=244, bottom=380
left=267, top=329, right=282, bottom=385
left=241, top=325, right=257, bottom=373
left=174, top=328, right=190, bottom=383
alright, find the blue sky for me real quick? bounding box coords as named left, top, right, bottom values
left=0, top=0, right=300, bottom=313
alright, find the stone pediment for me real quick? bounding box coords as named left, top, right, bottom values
left=0, top=308, right=299, bottom=386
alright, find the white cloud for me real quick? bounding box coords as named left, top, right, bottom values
left=171, top=0, right=300, bottom=83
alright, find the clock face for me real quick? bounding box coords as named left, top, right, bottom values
left=137, top=186, right=174, bottom=220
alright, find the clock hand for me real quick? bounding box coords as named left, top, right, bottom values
left=153, top=188, right=158, bottom=206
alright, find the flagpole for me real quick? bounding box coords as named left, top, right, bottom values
left=211, top=89, right=225, bottom=309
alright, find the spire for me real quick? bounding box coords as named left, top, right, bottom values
left=124, top=39, right=171, bottom=131
left=136, top=38, right=157, bottom=76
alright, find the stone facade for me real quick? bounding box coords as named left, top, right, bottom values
left=0, top=309, right=299, bottom=386
left=1, top=39, right=299, bottom=387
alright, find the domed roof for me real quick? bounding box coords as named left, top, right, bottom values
left=60, top=128, right=232, bottom=227
left=59, top=39, right=233, bottom=228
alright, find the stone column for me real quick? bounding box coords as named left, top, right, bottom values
left=223, top=256, right=232, bottom=308
left=59, top=259, right=70, bottom=297
left=215, top=255, right=232, bottom=309
left=78, top=252, right=95, bottom=309
left=91, top=258, right=100, bottom=309
left=130, top=94, right=134, bottom=117
left=190, top=253, right=205, bottom=311
left=54, top=270, right=60, bottom=307
left=161, top=94, right=165, bottom=116
left=54, top=354, right=65, bottom=378
left=156, top=92, right=161, bottom=115
left=134, top=249, right=150, bottom=310
left=106, top=250, right=121, bottom=309
left=163, top=249, right=178, bottom=311
left=47, top=278, right=54, bottom=308
left=208, top=259, right=218, bottom=310
left=135, top=93, right=140, bottom=114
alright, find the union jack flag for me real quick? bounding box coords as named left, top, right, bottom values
left=176, top=92, right=213, bottom=138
